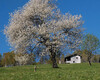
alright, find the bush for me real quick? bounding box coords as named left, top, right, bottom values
left=1, top=51, right=15, bottom=67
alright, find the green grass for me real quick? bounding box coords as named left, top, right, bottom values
left=0, top=63, right=100, bottom=80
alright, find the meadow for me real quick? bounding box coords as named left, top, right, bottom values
left=0, top=63, right=100, bottom=80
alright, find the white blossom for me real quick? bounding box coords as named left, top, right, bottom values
left=5, top=0, right=84, bottom=55
left=14, top=53, right=33, bottom=65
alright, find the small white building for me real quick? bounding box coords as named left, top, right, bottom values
left=64, top=54, right=81, bottom=64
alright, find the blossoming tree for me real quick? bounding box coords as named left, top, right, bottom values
left=5, top=0, right=83, bottom=68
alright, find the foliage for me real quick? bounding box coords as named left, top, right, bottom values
left=82, top=34, right=100, bottom=52
left=0, top=53, right=2, bottom=60
left=15, top=53, right=34, bottom=66
left=91, top=54, right=100, bottom=63
left=0, top=63, right=100, bottom=80
left=56, top=54, right=64, bottom=64
left=0, top=53, right=2, bottom=66
left=56, top=49, right=63, bottom=64
left=39, top=55, right=49, bottom=64
left=61, top=54, right=65, bottom=64
left=5, top=0, right=83, bottom=68
left=1, top=51, right=15, bottom=67
left=81, top=34, right=100, bottom=65
left=46, top=57, right=52, bottom=64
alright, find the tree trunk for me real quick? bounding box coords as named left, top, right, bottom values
left=51, top=52, right=58, bottom=68
left=88, top=60, right=91, bottom=66
left=49, top=45, right=58, bottom=68
left=88, top=57, right=92, bottom=66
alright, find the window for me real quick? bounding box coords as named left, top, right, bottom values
left=76, top=57, right=78, bottom=59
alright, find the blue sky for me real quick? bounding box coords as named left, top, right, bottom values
left=0, top=0, right=100, bottom=54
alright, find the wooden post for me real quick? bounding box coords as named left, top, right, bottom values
left=34, top=65, right=37, bottom=72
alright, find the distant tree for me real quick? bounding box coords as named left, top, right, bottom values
left=46, top=57, right=52, bottom=64
left=0, top=53, right=2, bottom=67
left=99, top=57, right=100, bottom=63
left=5, top=0, right=83, bottom=68
left=2, top=51, right=15, bottom=67
left=39, top=55, right=49, bottom=64
left=14, top=53, right=34, bottom=66
left=81, top=50, right=89, bottom=62
left=0, top=53, right=2, bottom=60
left=91, top=54, right=100, bottom=63
left=56, top=49, right=63, bottom=64
left=61, top=54, right=65, bottom=64
left=92, top=55, right=98, bottom=62
left=81, top=34, right=100, bottom=66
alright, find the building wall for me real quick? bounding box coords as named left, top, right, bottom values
left=66, top=55, right=81, bottom=63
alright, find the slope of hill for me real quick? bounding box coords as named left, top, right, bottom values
left=0, top=63, right=100, bottom=80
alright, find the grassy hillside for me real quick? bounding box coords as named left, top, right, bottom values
left=0, top=63, right=100, bottom=80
